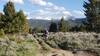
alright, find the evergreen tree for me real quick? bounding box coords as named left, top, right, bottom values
left=49, top=22, right=58, bottom=32
left=83, top=0, right=100, bottom=32
left=65, top=21, right=70, bottom=32
left=0, top=13, right=7, bottom=31
left=2, top=1, right=29, bottom=33
left=22, top=16, right=29, bottom=33
left=3, top=1, right=16, bottom=33
left=0, top=13, right=3, bottom=22
left=16, top=10, right=29, bottom=33
left=95, top=1, right=100, bottom=32
left=59, top=17, right=66, bottom=32
left=0, top=13, right=2, bottom=18
left=0, top=13, right=3, bottom=29
left=79, top=24, right=86, bottom=32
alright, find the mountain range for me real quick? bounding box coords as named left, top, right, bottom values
left=28, top=18, right=87, bottom=29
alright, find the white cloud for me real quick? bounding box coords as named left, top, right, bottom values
left=38, top=9, right=44, bottom=13
left=30, top=0, right=85, bottom=20
left=0, top=11, right=4, bottom=14
left=62, top=11, right=72, bottom=16
left=24, top=11, right=30, bottom=16
left=30, top=0, right=54, bottom=7
left=23, top=11, right=33, bottom=19
left=29, top=0, right=73, bottom=20
left=72, top=10, right=85, bottom=18
left=0, top=0, right=24, bottom=4
left=35, top=16, right=51, bottom=20
left=30, top=0, right=47, bottom=6
left=0, top=0, right=85, bottom=20
left=47, top=2, right=53, bottom=6
left=31, top=8, right=72, bottom=20
left=8, top=0, right=24, bottom=4
left=73, top=10, right=84, bottom=15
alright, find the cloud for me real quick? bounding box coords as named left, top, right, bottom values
left=31, top=8, right=72, bottom=20
left=23, top=11, right=33, bottom=19
left=72, top=10, right=85, bottom=18
left=47, top=2, right=53, bottom=6
left=30, top=0, right=47, bottom=6
left=0, top=11, right=4, bottom=14
left=30, top=0, right=73, bottom=20
left=0, top=0, right=85, bottom=20
left=73, top=10, right=84, bottom=15
left=8, top=0, right=24, bottom=4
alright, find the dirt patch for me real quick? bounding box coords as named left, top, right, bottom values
left=36, top=48, right=97, bottom=56
left=73, top=51, right=97, bottom=56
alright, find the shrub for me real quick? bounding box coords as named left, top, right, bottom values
left=37, top=38, right=51, bottom=51
left=0, top=34, right=39, bottom=56
left=0, top=29, right=5, bottom=37
left=8, top=34, right=16, bottom=41
left=32, top=27, right=44, bottom=33
left=43, top=32, right=100, bottom=51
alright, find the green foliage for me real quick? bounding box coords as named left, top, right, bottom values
left=32, top=26, right=44, bottom=33
left=59, top=17, right=66, bottom=32
left=43, top=32, right=100, bottom=51
left=0, top=13, right=4, bottom=30
left=83, top=0, right=100, bottom=32
left=16, top=10, right=29, bottom=33
left=70, top=25, right=86, bottom=32
left=65, top=21, right=70, bottom=32
left=3, top=1, right=16, bottom=33
left=0, top=29, right=5, bottom=37
left=0, top=34, right=38, bottom=56
left=29, top=28, right=33, bottom=34
left=49, top=22, right=58, bottom=32
left=46, top=39, right=59, bottom=48
left=79, top=25, right=86, bottom=32
left=16, top=42, right=37, bottom=56
left=37, top=38, right=51, bottom=51
left=3, top=1, right=15, bottom=17
left=0, top=1, right=29, bottom=33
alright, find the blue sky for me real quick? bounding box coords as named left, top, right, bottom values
left=0, top=0, right=87, bottom=20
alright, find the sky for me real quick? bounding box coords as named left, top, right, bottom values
left=0, top=0, right=87, bottom=20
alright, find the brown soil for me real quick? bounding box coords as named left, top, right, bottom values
left=36, top=48, right=97, bottom=56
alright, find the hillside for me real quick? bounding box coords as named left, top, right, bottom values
left=28, top=18, right=86, bottom=29
left=0, top=32, right=100, bottom=56
left=28, top=19, right=51, bottom=29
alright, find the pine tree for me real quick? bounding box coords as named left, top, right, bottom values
left=3, top=1, right=16, bottom=33
left=95, top=1, right=100, bottom=32
left=0, top=13, right=4, bottom=29
left=0, top=13, right=3, bottom=29
left=17, top=10, right=29, bottom=33
left=83, top=0, right=100, bottom=32
left=65, top=21, right=70, bottom=32
left=2, top=1, right=29, bottom=33
left=22, top=17, right=29, bottom=33
left=49, top=22, right=58, bottom=32
left=59, top=17, right=66, bottom=32
left=0, top=13, right=3, bottom=18
left=0, top=13, right=3, bottom=22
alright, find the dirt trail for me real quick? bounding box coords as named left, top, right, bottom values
left=36, top=48, right=97, bottom=56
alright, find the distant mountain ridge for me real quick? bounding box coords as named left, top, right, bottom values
left=28, top=19, right=51, bottom=29
left=28, top=18, right=86, bottom=29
